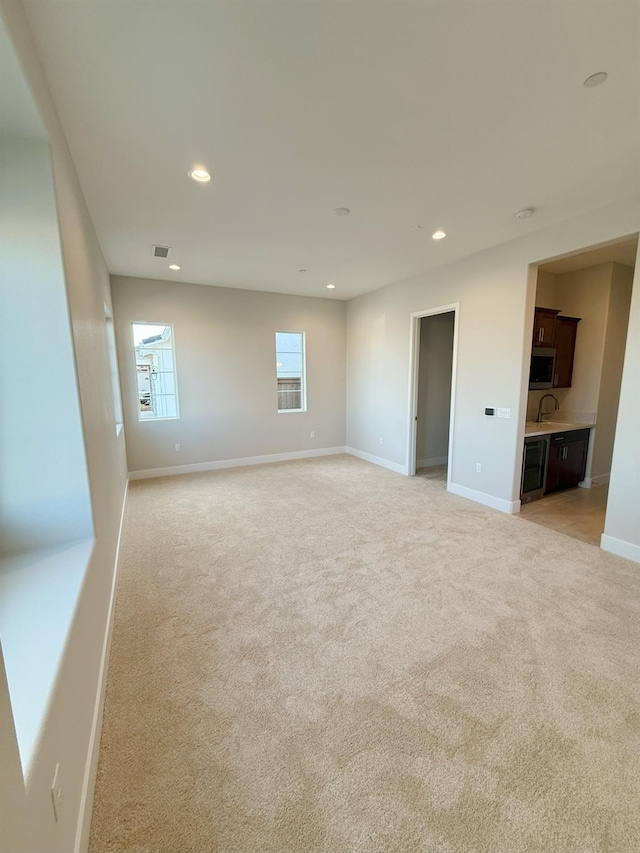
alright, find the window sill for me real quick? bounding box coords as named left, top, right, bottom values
left=277, top=409, right=307, bottom=414
left=0, top=538, right=95, bottom=777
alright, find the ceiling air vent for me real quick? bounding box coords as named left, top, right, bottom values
left=152, top=245, right=171, bottom=258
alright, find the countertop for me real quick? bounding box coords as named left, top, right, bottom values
left=524, top=420, right=594, bottom=438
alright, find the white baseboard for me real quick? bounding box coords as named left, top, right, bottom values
left=416, top=455, right=448, bottom=468
left=74, top=480, right=129, bottom=853
left=345, top=447, right=408, bottom=476
left=600, top=534, right=640, bottom=564
left=579, top=472, right=610, bottom=489
left=129, top=447, right=346, bottom=480
left=448, top=482, right=520, bottom=514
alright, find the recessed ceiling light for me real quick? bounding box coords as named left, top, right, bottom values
left=169, top=264, right=181, bottom=270
left=583, top=71, right=608, bottom=88
left=327, top=283, right=336, bottom=289
left=335, top=207, right=350, bottom=216
left=515, top=208, right=535, bottom=219
left=432, top=230, right=447, bottom=240
left=188, top=167, right=211, bottom=183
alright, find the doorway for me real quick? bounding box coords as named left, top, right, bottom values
left=519, top=235, right=637, bottom=546
left=408, top=305, right=458, bottom=483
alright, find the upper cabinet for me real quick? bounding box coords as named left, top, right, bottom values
left=532, top=307, right=560, bottom=347
left=553, top=316, right=580, bottom=388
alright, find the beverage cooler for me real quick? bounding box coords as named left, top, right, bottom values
left=521, top=434, right=550, bottom=503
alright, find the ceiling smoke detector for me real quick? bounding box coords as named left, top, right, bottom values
left=583, top=72, right=608, bottom=88
left=334, top=207, right=350, bottom=216
left=515, top=208, right=535, bottom=219
left=152, top=245, right=171, bottom=258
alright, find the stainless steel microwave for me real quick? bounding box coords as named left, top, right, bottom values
left=529, top=347, right=556, bottom=389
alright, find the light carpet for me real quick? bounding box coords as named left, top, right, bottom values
left=89, top=455, right=640, bottom=853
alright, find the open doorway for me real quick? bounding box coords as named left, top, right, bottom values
left=408, top=305, right=458, bottom=484
left=519, top=235, right=637, bottom=546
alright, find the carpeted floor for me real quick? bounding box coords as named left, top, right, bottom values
left=89, top=455, right=640, bottom=853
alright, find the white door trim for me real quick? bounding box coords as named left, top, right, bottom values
left=407, top=303, right=460, bottom=487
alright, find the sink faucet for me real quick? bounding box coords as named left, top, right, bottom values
left=537, top=393, right=559, bottom=423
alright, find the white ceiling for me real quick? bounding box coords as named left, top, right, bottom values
left=23, top=1, right=640, bottom=300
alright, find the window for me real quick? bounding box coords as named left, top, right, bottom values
left=275, top=331, right=306, bottom=412
left=105, top=305, right=123, bottom=434
left=132, top=322, right=179, bottom=420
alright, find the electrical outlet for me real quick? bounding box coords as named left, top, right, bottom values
left=51, top=763, right=63, bottom=823
left=379, top=437, right=383, bottom=445
left=310, top=431, right=315, bottom=438
left=175, top=443, right=181, bottom=452
left=476, top=463, right=482, bottom=473
left=497, top=408, right=511, bottom=419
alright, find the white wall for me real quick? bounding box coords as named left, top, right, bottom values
left=0, top=2, right=127, bottom=852
left=604, top=243, right=640, bottom=561
left=416, top=312, right=454, bottom=466
left=346, top=198, right=640, bottom=520
left=111, top=276, right=346, bottom=474
left=0, top=134, right=92, bottom=554
left=593, top=263, right=634, bottom=479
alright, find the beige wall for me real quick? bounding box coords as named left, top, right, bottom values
left=416, top=313, right=454, bottom=465
left=534, top=270, right=560, bottom=309
left=346, top=199, right=639, bottom=517
left=0, top=2, right=127, bottom=852
left=111, top=276, right=346, bottom=473
left=592, top=263, right=634, bottom=478
left=555, top=263, right=612, bottom=418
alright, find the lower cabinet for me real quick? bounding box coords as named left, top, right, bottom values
left=545, top=429, right=589, bottom=493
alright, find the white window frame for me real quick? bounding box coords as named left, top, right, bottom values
left=131, top=320, right=180, bottom=422
left=104, top=304, right=124, bottom=436
left=275, top=330, right=307, bottom=413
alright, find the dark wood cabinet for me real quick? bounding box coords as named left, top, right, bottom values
left=533, top=307, right=560, bottom=347
left=553, top=316, right=580, bottom=388
left=545, top=429, right=589, bottom=493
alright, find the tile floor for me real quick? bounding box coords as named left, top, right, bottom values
left=518, top=483, right=608, bottom=546
left=416, top=466, right=607, bottom=547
